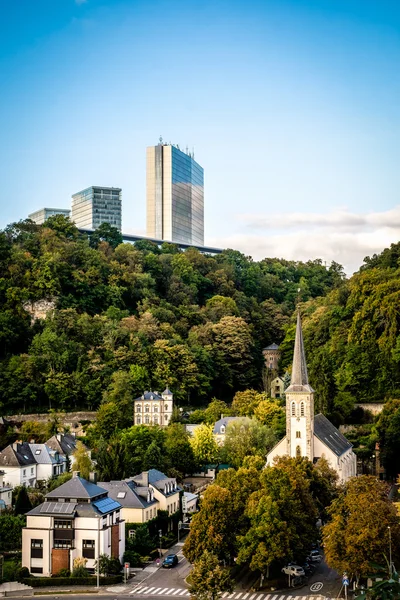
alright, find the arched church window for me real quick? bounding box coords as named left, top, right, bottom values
left=300, top=402, right=305, bottom=417
left=291, top=402, right=296, bottom=416
left=296, top=445, right=301, bottom=457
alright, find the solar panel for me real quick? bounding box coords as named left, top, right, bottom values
left=93, top=497, right=121, bottom=514
left=40, top=502, right=76, bottom=515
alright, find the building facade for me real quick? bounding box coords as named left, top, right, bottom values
left=266, top=312, right=357, bottom=483
left=22, top=472, right=124, bottom=577
left=28, top=208, right=71, bottom=225
left=146, top=143, right=204, bottom=246
left=262, top=343, right=281, bottom=371
left=270, top=376, right=284, bottom=399
left=71, top=186, right=122, bottom=231
left=0, top=443, right=38, bottom=488
left=133, top=389, right=173, bottom=426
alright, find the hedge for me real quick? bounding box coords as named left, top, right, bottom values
left=21, top=575, right=123, bottom=587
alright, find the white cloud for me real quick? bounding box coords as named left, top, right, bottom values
left=208, top=207, right=400, bottom=274
left=237, top=205, right=400, bottom=234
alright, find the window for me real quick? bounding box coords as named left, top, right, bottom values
left=117, top=491, right=126, bottom=499
left=136, top=406, right=141, bottom=412
left=165, top=415, right=168, bottom=422
left=23, top=469, right=26, bottom=476
left=291, top=402, right=296, bottom=416
left=146, top=511, right=149, bottom=520
left=154, top=416, right=158, bottom=424
left=296, top=431, right=301, bottom=438
left=129, top=529, right=136, bottom=538
left=54, top=539, right=72, bottom=549
left=54, top=520, right=72, bottom=529
left=165, top=404, right=168, bottom=411
left=31, top=539, right=43, bottom=548
left=35, top=450, right=41, bottom=455
left=220, top=425, right=225, bottom=434
left=150, top=508, right=153, bottom=518
left=31, top=467, right=34, bottom=474
left=137, top=416, right=141, bottom=425
left=154, top=405, right=158, bottom=412
left=82, top=539, right=95, bottom=559
left=145, top=405, right=150, bottom=413
left=296, top=445, right=301, bottom=458
left=300, top=402, right=305, bottom=417
left=145, top=416, right=149, bottom=424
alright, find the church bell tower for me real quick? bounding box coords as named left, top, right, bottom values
left=285, top=312, right=314, bottom=461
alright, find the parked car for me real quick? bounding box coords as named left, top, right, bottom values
left=282, top=565, right=305, bottom=577
left=308, top=550, right=322, bottom=563
left=162, top=554, right=179, bottom=568
left=302, top=562, right=315, bottom=575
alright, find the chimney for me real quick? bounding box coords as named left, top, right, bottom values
left=89, top=472, right=97, bottom=484
left=56, top=433, right=62, bottom=442
left=72, top=471, right=80, bottom=478
left=142, top=471, right=149, bottom=487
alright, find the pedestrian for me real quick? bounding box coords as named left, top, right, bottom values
left=156, top=558, right=160, bottom=568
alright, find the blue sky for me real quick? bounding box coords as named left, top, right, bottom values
left=0, top=0, right=399, bottom=272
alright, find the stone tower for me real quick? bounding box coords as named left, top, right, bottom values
left=262, top=343, right=281, bottom=371
left=285, top=312, right=314, bottom=460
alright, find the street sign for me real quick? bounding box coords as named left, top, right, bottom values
left=343, top=578, right=349, bottom=586
left=310, top=582, right=324, bottom=592
left=124, top=562, right=130, bottom=569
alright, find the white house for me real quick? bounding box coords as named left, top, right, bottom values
left=270, top=376, right=285, bottom=399
left=213, top=417, right=242, bottom=445
left=266, top=312, right=357, bottom=483
left=133, top=389, right=174, bottom=426
left=0, top=443, right=38, bottom=488
left=22, top=472, right=125, bottom=576
left=29, top=444, right=67, bottom=483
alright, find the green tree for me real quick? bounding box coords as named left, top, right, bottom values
left=323, top=476, right=400, bottom=582
left=204, top=399, right=232, bottom=424
left=190, top=424, right=219, bottom=466
left=90, top=223, right=123, bottom=249
left=14, top=486, right=33, bottom=515
left=231, top=389, right=265, bottom=417
left=187, top=550, right=234, bottom=600
left=71, top=441, right=93, bottom=479
left=165, top=423, right=197, bottom=477
left=223, top=418, right=276, bottom=469
left=0, top=514, right=25, bottom=550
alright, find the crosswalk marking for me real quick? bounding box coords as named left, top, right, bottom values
left=145, top=587, right=156, bottom=594
left=257, top=594, right=264, bottom=600
left=129, top=588, right=329, bottom=600
left=279, top=595, right=285, bottom=600
left=158, top=589, right=170, bottom=595
left=222, top=594, right=229, bottom=598
left=236, top=594, right=242, bottom=599
left=179, top=590, right=187, bottom=596
left=249, top=594, right=257, bottom=600
left=171, top=591, right=182, bottom=596
left=133, top=587, right=146, bottom=594
left=242, top=594, right=249, bottom=599
left=271, top=595, right=278, bottom=600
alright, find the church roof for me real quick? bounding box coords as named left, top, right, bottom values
left=314, top=413, right=352, bottom=457
left=285, top=312, right=314, bottom=393
left=263, top=343, right=280, bottom=351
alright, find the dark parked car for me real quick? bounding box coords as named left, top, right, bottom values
left=302, top=562, right=315, bottom=575
left=162, top=554, right=179, bottom=568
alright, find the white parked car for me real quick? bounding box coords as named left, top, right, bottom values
left=282, top=565, right=305, bottom=577
left=308, top=550, right=322, bottom=562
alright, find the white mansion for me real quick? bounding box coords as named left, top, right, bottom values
left=266, top=312, right=357, bottom=483
left=133, top=389, right=173, bottom=426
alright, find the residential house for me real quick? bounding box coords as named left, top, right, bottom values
left=182, top=492, right=198, bottom=514
left=213, top=417, right=242, bottom=445
left=101, top=469, right=182, bottom=527
left=133, top=389, right=173, bottom=426
left=45, top=433, right=79, bottom=464
left=270, top=376, right=284, bottom=399
left=0, top=443, right=37, bottom=488
left=29, top=444, right=67, bottom=483
left=22, top=471, right=125, bottom=576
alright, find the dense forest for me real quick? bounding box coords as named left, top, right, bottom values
left=0, top=216, right=344, bottom=414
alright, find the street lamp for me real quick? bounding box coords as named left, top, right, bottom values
left=388, top=526, right=392, bottom=577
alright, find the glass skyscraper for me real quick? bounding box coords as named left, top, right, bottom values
left=146, top=143, right=204, bottom=246
left=71, top=186, right=122, bottom=231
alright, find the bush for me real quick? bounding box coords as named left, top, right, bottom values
left=71, top=565, right=88, bottom=578
left=22, top=575, right=123, bottom=587
left=57, top=568, right=71, bottom=577
left=16, top=566, right=30, bottom=580
left=123, top=550, right=142, bottom=568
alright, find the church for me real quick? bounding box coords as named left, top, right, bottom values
left=266, top=312, right=357, bottom=483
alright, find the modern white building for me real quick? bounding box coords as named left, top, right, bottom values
left=0, top=470, right=13, bottom=510
left=22, top=472, right=125, bottom=576
left=133, top=389, right=173, bottom=426
left=266, top=312, right=357, bottom=483
left=28, top=208, right=71, bottom=225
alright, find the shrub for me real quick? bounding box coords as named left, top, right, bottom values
left=16, top=566, right=30, bottom=580
left=22, top=575, right=123, bottom=587
left=123, top=550, right=142, bottom=568
left=57, top=568, right=71, bottom=577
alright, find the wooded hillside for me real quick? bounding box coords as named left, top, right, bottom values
left=0, top=217, right=343, bottom=414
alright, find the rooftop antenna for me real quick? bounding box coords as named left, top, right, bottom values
left=192, top=147, right=195, bottom=159
left=186, top=145, right=189, bottom=155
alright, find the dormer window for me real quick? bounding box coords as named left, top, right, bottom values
left=220, top=425, right=225, bottom=434
left=147, top=491, right=151, bottom=502
left=150, top=395, right=153, bottom=400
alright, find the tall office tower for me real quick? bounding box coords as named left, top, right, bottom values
left=28, top=208, right=70, bottom=225
left=71, top=186, right=122, bottom=230
left=146, top=143, right=204, bottom=246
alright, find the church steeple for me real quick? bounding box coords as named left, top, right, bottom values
left=285, top=311, right=314, bottom=393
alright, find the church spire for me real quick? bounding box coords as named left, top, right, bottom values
left=286, top=311, right=314, bottom=393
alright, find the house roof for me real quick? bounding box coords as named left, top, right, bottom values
left=132, top=469, right=181, bottom=496
left=99, top=480, right=157, bottom=509
left=134, top=391, right=165, bottom=402
left=45, top=434, right=78, bottom=457
left=314, top=413, right=353, bottom=457
left=0, top=443, right=36, bottom=467
left=213, top=417, right=242, bottom=434
left=184, top=492, right=198, bottom=502
left=162, top=388, right=173, bottom=395
left=263, top=343, right=280, bottom=351
left=285, top=312, right=314, bottom=394
left=46, top=476, right=107, bottom=500
left=29, top=444, right=66, bottom=465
